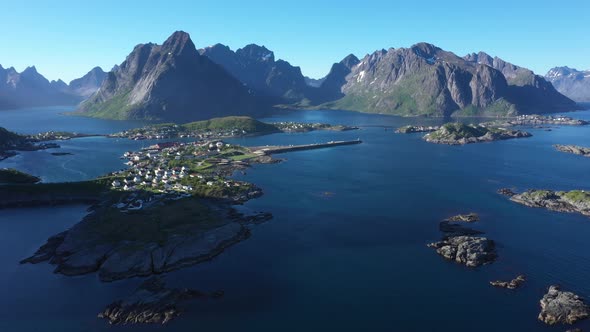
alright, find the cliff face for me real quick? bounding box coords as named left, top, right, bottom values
left=79, top=31, right=263, bottom=122
left=545, top=67, right=590, bottom=103
left=464, top=52, right=577, bottom=112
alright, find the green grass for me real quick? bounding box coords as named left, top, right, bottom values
left=78, top=90, right=138, bottom=120
left=561, top=190, right=590, bottom=203
left=182, top=116, right=279, bottom=133
left=79, top=197, right=225, bottom=246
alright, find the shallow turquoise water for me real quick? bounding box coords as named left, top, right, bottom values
left=1, top=107, right=590, bottom=331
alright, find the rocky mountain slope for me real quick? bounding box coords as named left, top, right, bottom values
left=199, top=43, right=309, bottom=102
left=320, top=43, right=575, bottom=116
left=545, top=67, right=590, bottom=102
left=464, top=52, right=576, bottom=113
left=78, top=31, right=263, bottom=122
left=68, top=66, right=106, bottom=98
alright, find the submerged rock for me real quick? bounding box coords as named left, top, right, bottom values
left=98, top=277, right=206, bottom=325
left=427, top=236, right=496, bottom=267
left=490, top=275, right=526, bottom=289
left=538, top=285, right=590, bottom=325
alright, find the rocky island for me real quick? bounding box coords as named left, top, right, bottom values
left=109, top=116, right=357, bottom=140
left=504, top=189, right=590, bottom=218
left=490, top=275, right=526, bottom=289
left=427, top=236, right=497, bottom=267
left=483, top=114, right=588, bottom=127
left=395, top=125, right=440, bottom=134
left=428, top=213, right=496, bottom=267
left=423, top=123, right=531, bottom=145
left=98, top=277, right=210, bottom=325
left=0, top=126, right=62, bottom=161
left=538, top=285, right=590, bottom=325
left=554, top=144, right=590, bottom=157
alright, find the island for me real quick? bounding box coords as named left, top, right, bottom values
left=538, top=285, right=589, bottom=325
left=0, top=168, right=40, bottom=184
left=422, top=123, right=531, bottom=145
left=0, top=126, right=62, bottom=161
left=27, top=131, right=103, bottom=141
left=501, top=189, right=590, bottom=218
left=98, top=277, right=212, bottom=325
left=483, top=114, right=588, bottom=127
left=109, top=116, right=357, bottom=140
left=489, top=275, right=526, bottom=290
left=554, top=144, right=590, bottom=157
left=18, top=137, right=362, bottom=282
left=428, top=213, right=496, bottom=267
left=395, top=125, right=440, bottom=134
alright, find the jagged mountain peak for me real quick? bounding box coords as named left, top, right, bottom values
left=161, top=30, right=196, bottom=56
left=236, top=44, right=275, bottom=62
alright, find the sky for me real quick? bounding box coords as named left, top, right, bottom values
left=1, top=0, right=589, bottom=82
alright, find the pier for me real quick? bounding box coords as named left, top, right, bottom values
left=250, top=139, right=362, bottom=155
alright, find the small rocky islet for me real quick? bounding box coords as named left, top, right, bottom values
left=555, top=144, right=590, bottom=157
left=98, top=276, right=217, bottom=325
left=538, top=285, right=590, bottom=325
left=490, top=275, right=526, bottom=290
left=423, top=123, right=531, bottom=145
left=501, top=188, right=590, bottom=218
left=428, top=213, right=497, bottom=267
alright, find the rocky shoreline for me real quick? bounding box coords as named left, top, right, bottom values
left=395, top=125, right=440, bottom=134
left=21, top=199, right=261, bottom=281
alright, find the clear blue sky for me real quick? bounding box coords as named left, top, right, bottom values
left=2, top=0, right=589, bottom=82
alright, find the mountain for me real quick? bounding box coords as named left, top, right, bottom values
left=545, top=67, right=590, bottom=103
left=464, top=52, right=575, bottom=112
left=0, top=65, right=82, bottom=110
left=199, top=43, right=309, bottom=102
left=77, top=31, right=263, bottom=122
left=69, top=67, right=107, bottom=98
left=315, top=54, right=360, bottom=102
left=321, top=43, right=576, bottom=116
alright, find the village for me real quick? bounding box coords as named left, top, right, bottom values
left=108, top=139, right=264, bottom=212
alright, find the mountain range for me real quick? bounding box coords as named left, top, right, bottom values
left=545, top=67, right=590, bottom=103
left=0, top=65, right=106, bottom=110
left=1, top=31, right=582, bottom=121
left=321, top=44, right=575, bottom=117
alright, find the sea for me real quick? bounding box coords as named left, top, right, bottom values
left=1, top=105, right=590, bottom=331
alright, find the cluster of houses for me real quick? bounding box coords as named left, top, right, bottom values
left=111, top=124, right=252, bottom=141
left=111, top=140, right=245, bottom=195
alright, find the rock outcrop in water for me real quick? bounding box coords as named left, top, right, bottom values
left=427, top=236, right=497, bottom=267
left=490, top=275, right=526, bottom=289
left=508, top=190, right=590, bottom=217
left=554, top=145, right=590, bottom=157
left=98, top=277, right=207, bottom=325
left=538, top=285, right=590, bottom=325
left=423, top=123, right=531, bottom=145
left=444, top=213, right=479, bottom=223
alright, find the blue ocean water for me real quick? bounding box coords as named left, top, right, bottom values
left=1, top=106, right=590, bottom=331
